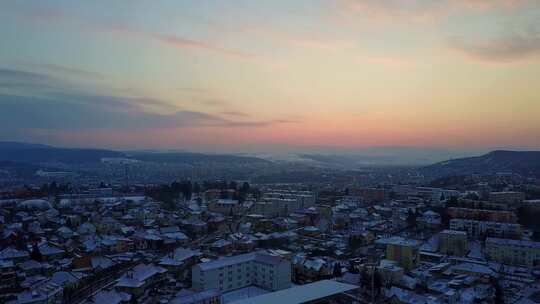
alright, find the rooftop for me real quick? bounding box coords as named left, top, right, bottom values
left=195, top=252, right=285, bottom=271
left=486, top=237, right=540, bottom=249
left=229, top=280, right=357, bottom=304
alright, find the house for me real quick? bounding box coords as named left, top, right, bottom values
left=91, top=290, right=132, bottom=304
left=170, top=289, right=221, bottom=304
left=115, top=264, right=167, bottom=298
left=159, top=248, right=201, bottom=279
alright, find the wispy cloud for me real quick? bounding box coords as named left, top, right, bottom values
left=0, top=93, right=296, bottom=130
left=179, top=87, right=213, bottom=94
left=331, top=0, right=526, bottom=24
left=447, top=28, right=540, bottom=63
left=19, top=62, right=106, bottom=80
left=222, top=111, right=250, bottom=118
left=154, top=33, right=254, bottom=59
left=0, top=68, right=294, bottom=135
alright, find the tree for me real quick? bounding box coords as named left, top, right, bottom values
left=491, top=277, right=504, bottom=304
left=193, top=182, right=201, bottom=194
left=360, top=268, right=370, bottom=287
left=347, top=263, right=358, bottom=274
left=30, top=244, right=43, bottom=262
left=373, top=270, right=382, bottom=296
left=406, top=209, right=417, bottom=228
left=333, top=262, right=342, bottom=277
left=241, top=182, right=250, bottom=193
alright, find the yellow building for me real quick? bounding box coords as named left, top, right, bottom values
left=376, top=237, right=421, bottom=270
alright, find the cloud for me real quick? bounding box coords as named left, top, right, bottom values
left=0, top=68, right=71, bottom=92
left=222, top=111, right=250, bottom=118
left=0, top=68, right=293, bottom=134
left=95, top=23, right=258, bottom=60
left=154, top=33, right=254, bottom=59
left=19, top=62, right=106, bottom=80
left=0, top=68, right=173, bottom=112
left=179, top=87, right=213, bottom=94
left=331, top=0, right=526, bottom=24
left=448, top=29, right=540, bottom=62
left=0, top=93, right=293, bottom=131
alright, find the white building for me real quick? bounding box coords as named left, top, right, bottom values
left=255, top=190, right=316, bottom=218
left=449, top=219, right=521, bottom=239
left=192, top=252, right=291, bottom=293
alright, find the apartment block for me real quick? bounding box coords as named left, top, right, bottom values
left=192, top=252, right=291, bottom=293
left=485, top=237, right=540, bottom=267
left=256, top=190, right=316, bottom=217
left=489, top=191, right=525, bottom=204
left=376, top=237, right=421, bottom=270
left=449, top=219, right=522, bottom=239
left=439, top=230, right=468, bottom=257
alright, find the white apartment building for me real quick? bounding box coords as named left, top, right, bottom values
left=252, top=199, right=297, bottom=217
left=449, top=219, right=522, bottom=239
left=192, top=252, right=291, bottom=293
left=485, top=237, right=540, bottom=266
left=255, top=190, right=316, bottom=217
left=489, top=191, right=525, bottom=204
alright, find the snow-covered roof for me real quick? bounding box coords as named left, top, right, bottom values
left=229, top=280, right=357, bottom=304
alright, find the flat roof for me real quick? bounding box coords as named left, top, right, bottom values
left=375, top=236, right=421, bottom=247
left=486, top=237, right=540, bottom=249
left=441, top=230, right=467, bottom=236
left=195, top=252, right=284, bottom=271
left=229, top=280, right=357, bottom=304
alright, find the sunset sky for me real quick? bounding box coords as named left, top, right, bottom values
left=1, top=1, right=540, bottom=153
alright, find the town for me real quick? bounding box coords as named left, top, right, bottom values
left=1, top=164, right=540, bottom=304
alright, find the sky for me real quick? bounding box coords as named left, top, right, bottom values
left=1, top=0, right=540, bottom=153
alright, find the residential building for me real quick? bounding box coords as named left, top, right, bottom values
left=376, top=237, right=421, bottom=270
left=192, top=252, right=291, bottom=293
left=115, top=264, right=167, bottom=298
left=449, top=219, right=522, bottom=239
left=485, top=237, right=540, bottom=267
left=439, top=230, right=468, bottom=257
left=489, top=191, right=525, bottom=204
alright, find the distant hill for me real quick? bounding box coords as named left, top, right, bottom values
left=0, top=142, right=270, bottom=166
left=0, top=142, right=125, bottom=164
left=130, top=152, right=271, bottom=165
left=0, top=142, right=52, bottom=150
left=420, top=150, right=540, bottom=178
